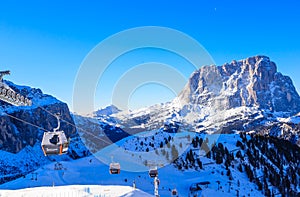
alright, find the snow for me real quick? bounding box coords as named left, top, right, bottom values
left=90, top=105, right=122, bottom=117
left=285, top=116, right=300, bottom=124
left=278, top=114, right=300, bottom=124
left=0, top=185, right=150, bottom=197
left=0, top=133, right=264, bottom=197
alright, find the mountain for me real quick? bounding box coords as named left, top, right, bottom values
left=93, top=105, right=121, bottom=117
left=179, top=55, right=300, bottom=113
left=0, top=80, right=88, bottom=184
left=104, top=56, right=300, bottom=145
left=72, top=113, right=129, bottom=153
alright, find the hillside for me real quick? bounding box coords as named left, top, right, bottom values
left=2, top=127, right=299, bottom=196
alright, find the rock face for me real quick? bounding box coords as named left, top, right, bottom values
left=179, top=55, right=300, bottom=114
left=107, top=55, right=300, bottom=141
left=73, top=114, right=130, bottom=153
left=0, top=81, right=90, bottom=184
left=0, top=81, right=76, bottom=153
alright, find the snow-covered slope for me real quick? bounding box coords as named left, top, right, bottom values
left=0, top=185, right=151, bottom=197
left=0, top=133, right=265, bottom=197
left=279, top=112, right=300, bottom=124
left=3, top=128, right=298, bottom=196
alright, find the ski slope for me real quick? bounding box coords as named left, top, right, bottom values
left=0, top=185, right=150, bottom=197
left=0, top=133, right=264, bottom=197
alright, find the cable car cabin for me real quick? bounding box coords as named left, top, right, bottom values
left=149, top=168, right=158, bottom=178
left=109, top=162, right=121, bottom=174
left=41, top=131, right=69, bottom=156
left=172, top=189, right=178, bottom=196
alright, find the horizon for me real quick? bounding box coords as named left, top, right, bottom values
left=1, top=1, right=300, bottom=114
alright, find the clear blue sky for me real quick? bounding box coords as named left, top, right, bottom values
left=1, top=0, right=300, bottom=113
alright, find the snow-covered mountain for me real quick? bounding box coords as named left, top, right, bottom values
left=92, top=105, right=122, bottom=117
left=102, top=56, right=300, bottom=145
left=179, top=55, right=300, bottom=113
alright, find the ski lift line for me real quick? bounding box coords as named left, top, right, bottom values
left=37, top=105, right=112, bottom=146
left=4, top=112, right=52, bottom=133
left=2, top=106, right=112, bottom=152
left=3, top=109, right=111, bottom=148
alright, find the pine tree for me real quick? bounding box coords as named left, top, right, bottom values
left=227, top=169, right=233, bottom=180
left=160, top=141, right=163, bottom=148
left=215, top=151, right=223, bottom=164
left=237, top=164, right=243, bottom=172
left=192, top=138, right=197, bottom=148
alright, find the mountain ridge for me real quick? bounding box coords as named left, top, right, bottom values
left=179, top=55, right=300, bottom=113
left=97, top=55, right=300, bottom=145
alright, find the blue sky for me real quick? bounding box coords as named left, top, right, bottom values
left=0, top=0, right=300, bottom=113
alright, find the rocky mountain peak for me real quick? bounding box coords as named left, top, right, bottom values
left=93, top=105, right=121, bottom=117
left=179, top=55, right=300, bottom=114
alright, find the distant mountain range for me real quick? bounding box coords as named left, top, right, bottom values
left=87, top=55, right=300, bottom=145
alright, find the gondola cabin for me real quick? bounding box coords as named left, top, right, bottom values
left=41, top=131, right=69, bottom=156
left=109, top=162, right=121, bottom=174
left=172, top=189, right=178, bottom=196
left=149, top=168, right=158, bottom=178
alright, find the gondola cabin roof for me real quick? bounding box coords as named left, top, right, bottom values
left=109, top=162, right=120, bottom=169
left=109, top=162, right=121, bottom=174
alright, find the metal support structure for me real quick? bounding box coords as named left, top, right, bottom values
left=54, top=113, right=61, bottom=132
left=154, top=176, right=160, bottom=197
left=0, top=70, right=32, bottom=106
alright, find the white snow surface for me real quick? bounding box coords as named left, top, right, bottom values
left=278, top=113, right=300, bottom=124
left=0, top=185, right=150, bottom=197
